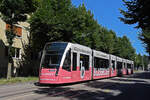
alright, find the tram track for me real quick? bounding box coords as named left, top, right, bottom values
left=66, top=84, right=117, bottom=99
left=35, top=80, right=118, bottom=100
left=0, top=78, right=121, bottom=100
left=0, top=87, right=37, bottom=99
left=36, top=80, right=119, bottom=100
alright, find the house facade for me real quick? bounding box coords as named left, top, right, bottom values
left=0, top=18, right=30, bottom=77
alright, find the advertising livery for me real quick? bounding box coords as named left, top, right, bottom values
left=39, top=42, right=134, bottom=84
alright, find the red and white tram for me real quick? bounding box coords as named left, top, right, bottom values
left=110, top=55, right=117, bottom=77
left=122, top=59, right=127, bottom=75
left=39, top=42, right=134, bottom=84
left=93, top=50, right=110, bottom=79
left=126, top=60, right=134, bottom=75
left=116, top=57, right=123, bottom=76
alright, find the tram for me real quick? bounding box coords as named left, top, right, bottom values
left=126, top=60, right=134, bottom=75
left=39, top=42, right=134, bottom=84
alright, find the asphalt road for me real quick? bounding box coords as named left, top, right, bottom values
left=0, top=72, right=150, bottom=100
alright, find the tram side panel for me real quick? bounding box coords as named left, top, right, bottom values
left=126, top=60, right=133, bottom=75
left=92, top=50, right=110, bottom=79
left=116, top=57, right=123, bottom=76
left=110, top=55, right=117, bottom=77
left=110, top=61, right=117, bottom=77
left=131, top=61, right=134, bottom=74
left=122, top=59, right=127, bottom=75
left=70, top=44, right=92, bottom=83
left=71, top=51, right=81, bottom=82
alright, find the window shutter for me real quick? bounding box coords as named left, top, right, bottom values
left=6, top=24, right=22, bottom=37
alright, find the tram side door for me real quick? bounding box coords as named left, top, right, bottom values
left=71, top=52, right=80, bottom=82
left=79, top=54, right=91, bottom=81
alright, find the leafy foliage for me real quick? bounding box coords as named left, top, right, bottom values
left=120, top=0, right=150, bottom=29
left=30, top=0, right=73, bottom=52
left=96, top=28, right=117, bottom=54
left=0, top=0, right=37, bottom=59
left=0, top=0, right=141, bottom=76
left=0, top=0, right=37, bottom=25
left=29, top=0, right=136, bottom=61
left=120, top=0, right=150, bottom=56
left=0, top=0, right=37, bottom=78
left=135, top=54, right=149, bottom=70
left=115, top=36, right=135, bottom=60
left=139, top=30, right=150, bottom=55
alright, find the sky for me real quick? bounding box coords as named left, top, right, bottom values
left=72, top=0, right=148, bottom=56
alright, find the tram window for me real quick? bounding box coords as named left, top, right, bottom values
left=127, top=64, right=131, bottom=68
left=112, top=60, right=115, bottom=69
left=124, top=63, right=126, bottom=68
left=72, top=52, right=77, bottom=71
left=80, top=54, right=89, bottom=70
left=94, top=57, right=109, bottom=69
left=94, top=57, right=101, bottom=68
left=117, top=62, right=122, bottom=69
left=63, top=50, right=71, bottom=71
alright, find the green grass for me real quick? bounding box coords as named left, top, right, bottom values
left=0, top=77, right=38, bottom=85
left=134, top=70, right=143, bottom=73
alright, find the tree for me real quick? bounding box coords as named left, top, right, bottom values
left=70, top=4, right=100, bottom=48
left=120, top=0, right=150, bottom=29
left=114, top=36, right=136, bottom=60
left=96, top=28, right=117, bottom=54
left=135, top=53, right=142, bottom=69
left=120, top=0, right=150, bottom=55
left=0, top=0, right=37, bottom=78
left=143, top=55, right=149, bottom=70
left=29, top=0, right=137, bottom=71
left=30, top=0, right=73, bottom=52
left=139, top=30, right=150, bottom=55
left=29, top=2, right=99, bottom=52
left=135, top=54, right=149, bottom=70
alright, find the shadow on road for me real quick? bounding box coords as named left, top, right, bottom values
left=34, top=86, right=114, bottom=100
left=34, top=72, right=150, bottom=100
left=110, top=78, right=146, bottom=83
left=127, top=72, right=150, bottom=79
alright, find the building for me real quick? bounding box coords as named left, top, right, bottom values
left=0, top=18, right=30, bottom=77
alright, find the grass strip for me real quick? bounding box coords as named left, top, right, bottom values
left=0, top=77, right=38, bottom=85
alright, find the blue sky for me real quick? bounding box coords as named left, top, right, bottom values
left=72, top=0, right=148, bottom=55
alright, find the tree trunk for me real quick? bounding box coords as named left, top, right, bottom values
left=6, top=23, right=14, bottom=79
left=7, top=62, right=12, bottom=79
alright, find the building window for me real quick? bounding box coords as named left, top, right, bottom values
left=6, top=24, right=22, bottom=37
left=5, top=46, right=21, bottom=59
left=11, top=47, right=21, bottom=59
left=80, top=54, right=89, bottom=70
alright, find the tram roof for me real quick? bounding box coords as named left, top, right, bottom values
left=126, top=59, right=133, bottom=64
left=93, top=50, right=109, bottom=59
left=110, top=54, right=116, bottom=60
left=116, top=56, right=122, bottom=62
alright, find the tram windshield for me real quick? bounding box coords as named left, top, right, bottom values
left=41, top=42, right=68, bottom=68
